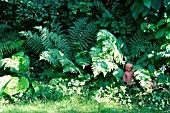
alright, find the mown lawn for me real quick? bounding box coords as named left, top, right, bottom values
left=0, top=97, right=166, bottom=113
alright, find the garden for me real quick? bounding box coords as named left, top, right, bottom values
left=0, top=0, right=170, bottom=112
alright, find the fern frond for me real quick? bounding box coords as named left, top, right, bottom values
left=68, top=18, right=99, bottom=51
left=128, top=30, right=155, bottom=60
left=40, top=49, right=80, bottom=73
left=0, top=24, right=24, bottom=56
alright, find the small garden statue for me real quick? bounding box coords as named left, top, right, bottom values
left=123, top=63, right=134, bottom=87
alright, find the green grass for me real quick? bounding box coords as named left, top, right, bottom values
left=0, top=97, right=166, bottom=113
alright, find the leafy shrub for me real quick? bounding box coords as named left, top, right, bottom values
left=1, top=51, right=30, bottom=73
left=0, top=75, right=29, bottom=98
left=90, top=29, right=124, bottom=77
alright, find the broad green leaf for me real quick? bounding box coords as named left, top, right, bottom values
left=17, top=40, right=25, bottom=46
left=165, top=30, right=170, bottom=39
left=4, top=77, right=19, bottom=96
left=151, top=0, right=161, bottom=10
left=155, top=29, right=166, bottom=38
left=163, top=0, right=170, bottom=9
left=18, top=77, right=29, bottom=93
left=131, top=2, right=144, bottom=19
left=141, top=22, right=147, bottom=31
left=0, top=75, right=12, bottom=91
left=148, top=64, right=155, bottom=73
left=149, top=23, right=155, bottom=31
left=4, top=77, right=29, bottom=96
left=13, top=51, right=24, bottom=57
left=143, top=0, right=152, bottom=9
left=156, top=19, right=165, bottom=28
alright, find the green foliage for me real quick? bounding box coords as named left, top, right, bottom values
left=21, top=18, right=98, bottom=60
left=130, top=0, right=169, bottom=21
left=0, top=75, right=11, bottom=98
left=68, top=18, right=98, bottom=53
left=90, top=29, right=124, bottom=77
left=95, top=2, right=137, bottom=36
left=0, top=0, right=170, bottom=111
left=40, top=49, right=80, bottom=74
left=127, top=30, right=158, bottom=61
left=20, top=23, right=67, bottom=54
left=1, top=51, right=30, bottom=73
left=0, top=75, right=29, bottom=97
left=0, top=24, right=25, bottom=56
left=68, top=0, right=93, bottom=16
left=4, top=76, right=29, bottom=96
left=75, top=50, right=91, bottom=69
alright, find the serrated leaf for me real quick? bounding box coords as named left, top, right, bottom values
left=143, top=0, right=152, bottom=9
left=155, top=29, right=166, bottom=38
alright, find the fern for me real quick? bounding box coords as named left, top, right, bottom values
left=68, top=18, right=99, bottom=52
left=22, top=18, right=99, bottom=60
left=0, top=24, right=24, bottom=56
left=127, top=30, right=155, bottom=60
left=40, top=49, right=80, bottom=73
left=21, top=23, right=72, bottom=59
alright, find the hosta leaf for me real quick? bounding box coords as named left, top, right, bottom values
left=18, top=77, right=29, bottom=93
left=0, top=75, right=12, bottom=96
left=4, top=77, right=29, bottom=96
left=4, top=77, right=20, bottom=96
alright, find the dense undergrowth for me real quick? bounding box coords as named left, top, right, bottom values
left=0, top=0, right=170, bottom=112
